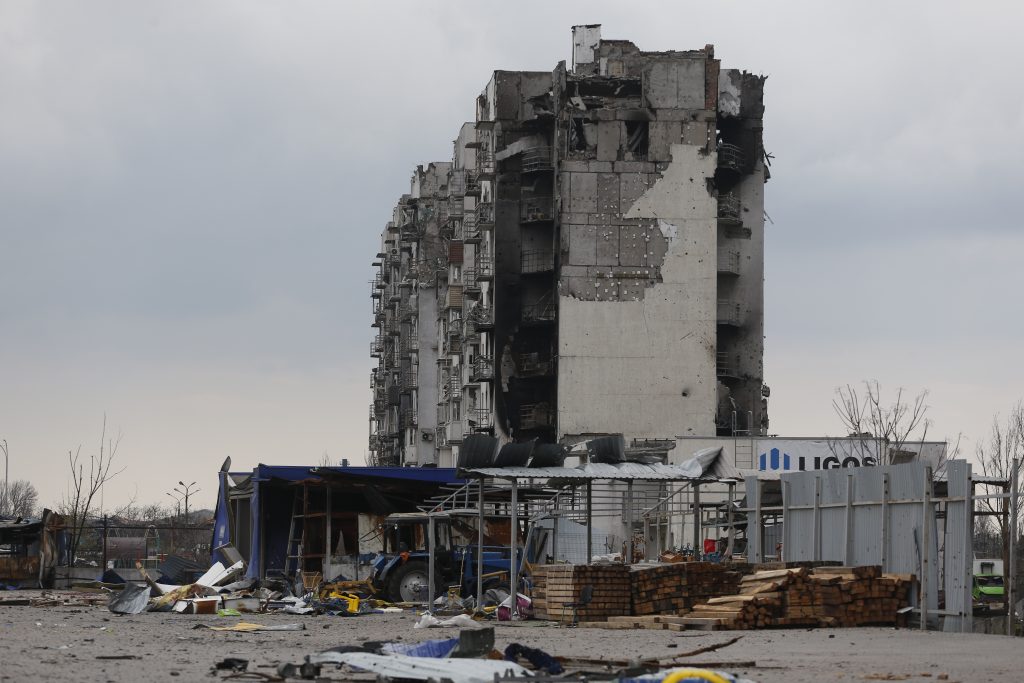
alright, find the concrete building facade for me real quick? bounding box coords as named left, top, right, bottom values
left=369, top=26, right=768, bottom=468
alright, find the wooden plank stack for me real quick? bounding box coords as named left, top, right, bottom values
left=630, top=562, right=742, bottom=615
left=529, top=564, right=631, bottom=622
left=679, top=565, right=915, bottom=630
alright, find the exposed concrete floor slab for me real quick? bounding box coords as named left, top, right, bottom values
left=0, top=593, right=1016, bottom=682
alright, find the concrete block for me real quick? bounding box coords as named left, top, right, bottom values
left=595, top=225, right=620, bottom=265
left=569, top=172, right=598, bottom=213
left=585, top=161, right=614, bottom=173
left=643, top=59, right=706, bottom=109
left=618, top=223, right=647, bottom=267
left=560, top=161, right=591, bottom=173
left=620, top=172, right=651, bottom=210
left=614, top=161, right=656, bottom=173
left=596, top=173, right=620, bottom=214
left=568, top=224, right=598, bottom=266
left=648, top=121, right=681, bottom=162
left=682, top=121, right=712, bottom=147
left=596, top=121, right=621, bottom=162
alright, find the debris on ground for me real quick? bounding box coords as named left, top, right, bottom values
left=194, top=622, right=305, bottom=632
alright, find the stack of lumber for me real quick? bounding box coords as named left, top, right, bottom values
left=530, top=564, right=631, bottom=622
left=680, top=565, right=914, bottom=630
left=578, top=614, right=692, bottom=630
left=630, top=562, right=742, bottom=615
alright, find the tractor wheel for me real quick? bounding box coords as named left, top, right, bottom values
left=388, top=561, right=433, bottom=603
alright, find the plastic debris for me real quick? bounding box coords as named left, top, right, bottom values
left=213, top=658, right=249, bottom=672
left=193, top=622, right=305, bottom=632
left=413, top=613, right=483, bottom=629
left=504, top=643, right=564, bottom=675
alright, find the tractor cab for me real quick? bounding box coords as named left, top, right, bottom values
left=371, top=510, right=527, bottom=604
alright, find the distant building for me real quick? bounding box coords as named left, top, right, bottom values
left=370, top=25, right=768, bottom=467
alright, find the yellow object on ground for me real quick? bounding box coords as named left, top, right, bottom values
left=661, top=669, right=730, bottom=683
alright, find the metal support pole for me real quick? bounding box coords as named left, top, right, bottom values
left=692, top=483, right=701, bottom=556
left=477, top=479, right=484, bottom=612
left=510, top=478, right=519, bottom=618
left=324, top=486, right=332, bottom=579
left=585, top=482, right=592, bottom=563
left=781, top=479, right=791, bottom=562
left=726, top=482, right=735, bottom=558
left=625, top=480, right=634, bottom=564
left=1008, top=458, right=1019, bottom=636
left=844, top=473, right=855, bottom=565
left=921, top=465, right=932, bottom=631
left=813, top=476, right=823, bottom=562
left=427, top=514, right=436, bottom=614
left=552, top=491, right=559, bottom=564
left=101, top=515, right=108, bottom=571
left=881, top=473, right=891, bottom=571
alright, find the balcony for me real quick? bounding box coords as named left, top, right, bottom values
left=519, top=403, right=553, bottom=430
left=522, top=300, right=556, bottom=324
left=518, top=353, right=554, bottom=378
left=467, top=305, right=494, bottom=330
left=716, top=351, right=740, bottom=379
left=475, top=257, right=493, bottom=281
left=370, top=337, right=384, bottom=357
left=400, top=409, right=418, bottom=429
left=718, top=250, right=741, bottom=275
left=521, top=249, right=554, bottom=274
left=448, top=197, right=465, bottom=218
left=717, top=192, right=741, bottom=223
left=467, top=408, right=493, bottom=431
left=463, top=213, right=480, bottom=243
left=465, top=172, right=481, bottom=197
left=471, top=357, right=494, bottom=382
left=478, top=149, right=495, bottom=178
left=446, top=420, right=464, bottom=445
left=400, top=335, right=418, bottom=358
left=477, top=202, right=494, bottom=227
left=464, top=268, right=481, bottom=296
left=717, top=299, right=742, bottom=327
left=521, top=195, right=554, bottom=223
left=717, top=142, right=746, bottom=175
left=402, top=367, right=419, bottom=391
left=521, top=146, right=553, bottom=174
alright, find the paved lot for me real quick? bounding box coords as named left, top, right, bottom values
left=0, top=593, right=1017, bottom=682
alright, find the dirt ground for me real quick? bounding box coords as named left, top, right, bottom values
left=0, top=592, right=1018, bottom=682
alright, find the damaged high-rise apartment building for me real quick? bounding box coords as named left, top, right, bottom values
left=369, top=25, right=768, bottom=467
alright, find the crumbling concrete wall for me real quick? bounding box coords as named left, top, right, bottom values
left=558, top=143, right=718, bottom=437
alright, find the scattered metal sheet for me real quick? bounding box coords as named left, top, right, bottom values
left=309, top=651, right=530, bottom=683
left=108, top=582, right=150, bottom=615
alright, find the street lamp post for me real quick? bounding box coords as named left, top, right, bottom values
left=173, top=481, right=200, bottom=527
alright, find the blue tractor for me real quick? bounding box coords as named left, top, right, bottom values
left=371, top=511, right=530, bottom=603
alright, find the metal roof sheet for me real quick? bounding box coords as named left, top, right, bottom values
left=460, top=461, right=736, bottom=482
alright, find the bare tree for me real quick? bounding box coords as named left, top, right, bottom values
left=3, top=480, right=39, bottom=518
left=318, top=451, right=334, bottom=467
left=61, top=415, right=125, bottom=566
left=974, top=402, right=1024, bottom=540
left=832, top=380, right=937, bottom=468
left=0, top=439, right=8, bottom=515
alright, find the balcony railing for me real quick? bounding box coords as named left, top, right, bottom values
left=717, top=142, right=745, bottom=174
left=400, top=335, right=419, bottom=357
left=716, top=351, right=739, bottom=379
left=402, top=367, right=419, bottom=391
left=471, top=357, right=494, bottom=382
left=717, top=299, right=742, bottom=326
left=477, top=202, right=494, bottom=226
left=370, top=337, right=384, bottom=357
left=521, top=250, right=554, bottom=274
left=519, top=403, right=553, bottom=430
left=518, top=353, right=554, bottom=378
left=522, top=301, right=556, bottom=323
left=718, top=250, right=741, bottom=275
left=465, top=172, right=481, bottom=196
left=467, top=408, right=493, bottom=430
left=718, top=192, right=741, bottom=222
left=521, top=146, right=553, bottom=173
left=478, top=149, right=495, bottom=177
left=463, top=212, right=479, bottom=242
left=521, top=195, right=554, bottom=223
left=400, top=409, right=418, bottom=429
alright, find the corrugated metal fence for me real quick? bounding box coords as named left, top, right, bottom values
left=746, top=460, right=974, bottom=632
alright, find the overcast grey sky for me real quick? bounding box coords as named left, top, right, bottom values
left=2, top=1, right=1022, bottom=512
